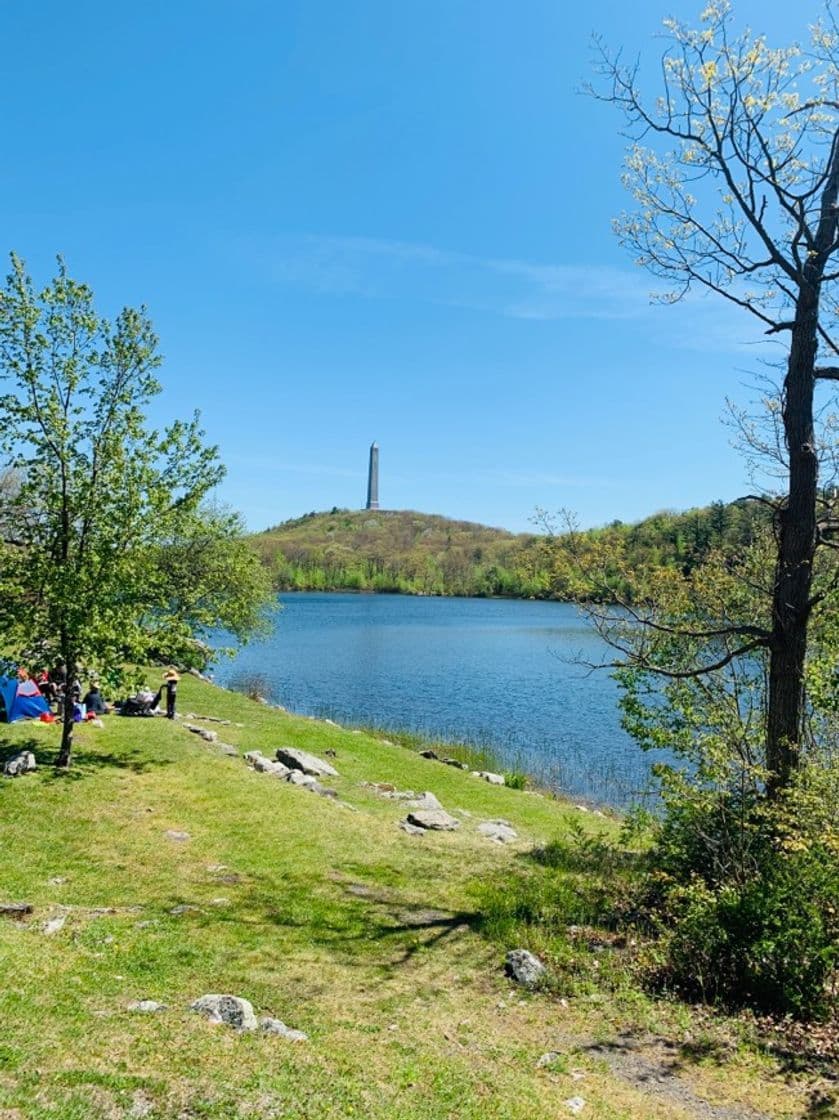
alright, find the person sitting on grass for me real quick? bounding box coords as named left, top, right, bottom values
left=82, top=682, right=110, bottom=715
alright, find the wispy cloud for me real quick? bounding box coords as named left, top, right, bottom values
left=254, top=232, right=775, bottom=353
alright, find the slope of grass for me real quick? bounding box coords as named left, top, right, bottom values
left=0, top=676, right=825, bottom=1119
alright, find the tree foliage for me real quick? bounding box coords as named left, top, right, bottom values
left=0, top=254, right=272, bottom=766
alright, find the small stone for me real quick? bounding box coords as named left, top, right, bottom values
left=275, top=747, right=338, bottom=777
left=441, top=757, right=468, bottom=770
left=505, top=948, right=547, bottom=987
left=210, top=897, right=231, bottom=906
left=311, top=783, right=338, bottom=798
left=47, top=876, right=67, bottom=886
left=478, top=820, right=518, bottom=844
left=537, top=1051, right=561, bottom=1068
left=564, top=1097, right=585, bottom=1114
left=399, top=820, right=426, bottom=835
left=128, top=999, right=167, bottom=1013
left=169, top=904, right=201, bottom=915
left=404, top=809, right=460, bottom=831
left=190, top=994, right=257, bottom=1030
left=165, top=830, right=190, bottom=842
left=286, top=770, right=318, bottom=787
left=574, top=805, right=589, bottom=813
left=217, top=742, right=238, bottom=756
left=570, top=1070, right=586, bottom=1081
left=43, top=912, right=68, bottom=936
left=128, top=1090, right=155, bottom=1119
left=475, top=770, right=505, bottom=785
left=259, top=1016, right=308, bottom=1041
left=199, top=729, right=218, bottom=743
left=419, top=749, right=438, bottom=760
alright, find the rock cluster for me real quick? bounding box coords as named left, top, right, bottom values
left=244, top=749, right=340, bottom=801
left=190, top=994, right=307, bottom=1039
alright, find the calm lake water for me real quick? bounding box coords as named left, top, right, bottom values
left=215, top=592, right=662, bottom=807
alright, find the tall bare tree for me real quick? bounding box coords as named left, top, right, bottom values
left=591, top=1, right=839, bottom=792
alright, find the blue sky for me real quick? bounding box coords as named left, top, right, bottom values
left=0, top=0, right=812, bottom=532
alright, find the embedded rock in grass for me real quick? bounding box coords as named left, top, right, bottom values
left=198, top=729, right=218, bottom=743
left=505, top=948, right=546, bottom=988
left=311, top=782, right=338, bottom=798
left=248, top=753, right=290, bottom=778
left=190, top=994, right=257, bottom=1030
left=536, top=1051, right=562, bottom=1068
left=286, top=770, right=318, bottom=788
left=478, top=820, right=518, bottom=844
left=474, top=771, right=505, bottom=786
left=275, top=747, right=338, bottom=778
left=216, top=742, right=238, bottom=757
left=441, top=758, right=469, bottom=770
left=419, top=749, right=438, bottom=760
left=42, top=911, right=68, bottom=935
left=3, top=751, right=37, bottom=777
left=404, top=809, right=460, bottom=832
left=399, top=820, right=426, bottom=836
left=259, top=1016, right=308, bottom=1041
left=406, top=791, right=442, bottom=811
left=128, top=999, right=167, bottom=1013
left=564, top=1097, right=585, bottom=1115
left=164, top=830, right=190, bottom=842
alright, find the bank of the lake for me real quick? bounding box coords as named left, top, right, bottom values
left=215, top=592, right=666, bottom=807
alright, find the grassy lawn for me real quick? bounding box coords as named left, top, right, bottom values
left=0, top=676, right=828, bottom=1119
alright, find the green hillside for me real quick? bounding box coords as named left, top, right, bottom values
left=252, top=501, right=769, bottom=599
left=253, top=508, right=538, bottom=597
left=0, top=676, right=815, bottom=1118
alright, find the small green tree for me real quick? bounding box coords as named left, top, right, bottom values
left=0, top=254, right=273, bottom=767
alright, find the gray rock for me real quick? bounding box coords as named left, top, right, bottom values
left=505, top=948, right=547, bottom=987
left=285, top=770, right=318, bottom=787
left=169, top=904, right=201, bottom=916
left=164, top=830, right=190, bottom=842
left=475, top=770, right=505, bottom=785
left=404, top=809, right=460, bottom=831
left=275, top=747, right=338, bottom=777
left=441, top=757, right=469, bottom=770
left=311, top=782, right=338, bottom=798
left=216, top=742, right=238, bottom=757
left=128, top=999, right=167, bottom=1013
left=259, top=1016, right=308, bottom=1041
left=419, top=749, right=438, bottom=760
left=43, top=911, right=68, bottom=935
left=406, top=791, right=442, bottom=811
left=537, top=1051, right=562, bottom=1068
left=4, top=751, right=37, bottom=777
left=244, top=750, right=263, bottom=764
left=399, top=820, right=426, bottom=836
left=0, top=903, right=33, bottom=919
left=199, top=729, right=218, bottom=743
left=190, top=993, right=257, bottom=1030
left=564, top=1097, right=585, bottom=1115
left=478, top=820, right=518, bottom=844
left=252, top=755, right=290, bottom=778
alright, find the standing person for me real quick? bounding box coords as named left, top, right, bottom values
left=163, top=669, right=179, bottom=720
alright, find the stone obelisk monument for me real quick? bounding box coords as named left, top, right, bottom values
left=366, top=442, right=380, bottom=510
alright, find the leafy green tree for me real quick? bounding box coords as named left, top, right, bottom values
left=0, top=254, right=272, bottom=767
left=591, top=2, right=839, bottom=793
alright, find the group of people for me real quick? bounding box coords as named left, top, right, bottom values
left=18, top=664, right=180, bottom=721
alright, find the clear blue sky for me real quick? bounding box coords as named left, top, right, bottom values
left=0, top=1, right=810, bottom=532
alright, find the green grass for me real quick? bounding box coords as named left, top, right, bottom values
left=0, top=676, right=824, bottom=1118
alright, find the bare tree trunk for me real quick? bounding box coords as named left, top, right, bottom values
left=766, top=132, right=839, bottom=794
left=55, top=654, right=75, bottom=769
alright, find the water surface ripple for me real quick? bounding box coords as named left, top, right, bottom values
left=216, top=593, right=663, bottom=807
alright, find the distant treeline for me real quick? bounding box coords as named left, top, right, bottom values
left=250, top=501, right=769, bottom=601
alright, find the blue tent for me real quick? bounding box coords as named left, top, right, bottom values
left=0, top=676, right=49, bottom=722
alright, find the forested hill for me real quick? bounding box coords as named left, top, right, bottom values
left=251, top=500, right=768, bottom=599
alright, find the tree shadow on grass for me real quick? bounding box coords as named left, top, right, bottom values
left=0, top=737, right=173, bottom=780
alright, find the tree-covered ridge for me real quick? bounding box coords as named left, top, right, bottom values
left=251, top=500, right=768, bottom=600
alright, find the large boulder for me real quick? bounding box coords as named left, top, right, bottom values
left=275, top=747, right=338, bottom=778
left=190, top=994, right=257, bottom=1030
left=504, top=948, right=546, bottom=988
left=404, top=809, right=460, bottom=832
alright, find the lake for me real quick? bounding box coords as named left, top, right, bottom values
left=215, top=592, right=662, bottom=807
